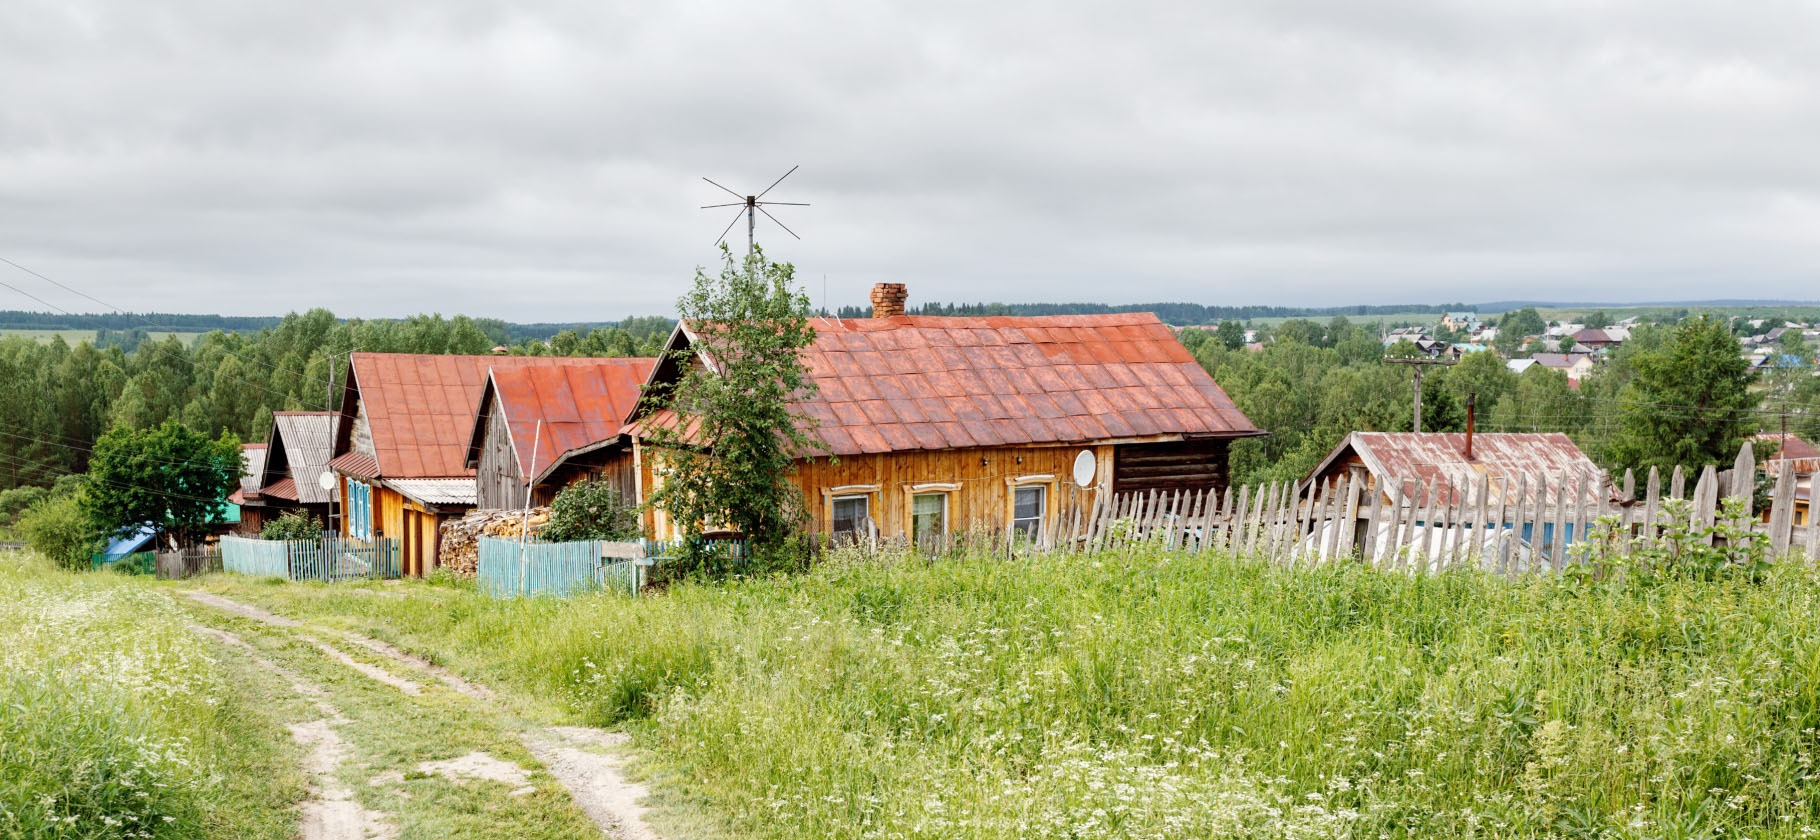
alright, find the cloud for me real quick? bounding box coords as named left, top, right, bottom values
left=3, top=0, right=1819, bottom=320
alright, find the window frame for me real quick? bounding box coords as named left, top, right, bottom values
left=1005, top=474, right=1056, bottom=542
left=822, top=484, right=880, bottom=543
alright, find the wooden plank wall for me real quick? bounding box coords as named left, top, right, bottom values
left=474, top=405, right=525, bottom=509
left=1112, top=439, right=1230, bottom=495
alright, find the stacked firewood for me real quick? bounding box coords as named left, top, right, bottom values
left=438, top=508, right=550, bottom=577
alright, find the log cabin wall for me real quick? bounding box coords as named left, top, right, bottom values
left=1110, top=439, right=1233, bottom=495
left=640, top=443, right=1115, bottom=540
left=537, top=448, right=637, bottom=507
left=474, top=405, right=526, bottom=509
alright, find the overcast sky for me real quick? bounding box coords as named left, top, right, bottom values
left=3, top=0, right=1819, bottom=321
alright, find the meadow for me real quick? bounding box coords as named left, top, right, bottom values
left=0, top=553, right=302, bottom=840
left=192, top=545, right=1820, bottom=840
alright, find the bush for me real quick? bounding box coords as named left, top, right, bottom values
left=542, top=479, right=641, bottom=542
left=16, top=494, right=102, bottom=571
left=0, top=486, right=49, bottom=531
left=259, top=510, right=319, bottom=541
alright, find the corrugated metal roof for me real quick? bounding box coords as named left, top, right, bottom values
left=477, top=359, right=656, bottom=479
left=239, top=444, right=267, bottom=497
left=261, top=477, right=299, bottom=501
left=328, top=451, right=379, bottom=479
left=269, top=411, right=336, bottom=504
left=632, top=313, right=1262, bottom=457
left=1310, top=432, right=1607, bottom=506
left=1757, top=433, right=1820, bottom=477
left=386, top=478, right=477, bottom=506
left=345, top=353, right=630, bottom=479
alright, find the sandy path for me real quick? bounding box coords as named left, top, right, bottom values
left=182, top=589, right=666, bottom=840
left=188, top=624, right=396, bottom=840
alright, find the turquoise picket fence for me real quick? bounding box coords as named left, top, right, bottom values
left=220, top=534, right=401, bottom=582
left=478, top=536, right=747, bottom=598
left=91, top=551, right=155, bottom=575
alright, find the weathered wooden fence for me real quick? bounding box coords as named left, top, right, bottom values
left=220, top=534, right=402, bottom=582
left=1060, top=442, right=1816, bottom=573
left=154, top=547, right=220, bottom=580
left=478, top=536, right=748, bottom=598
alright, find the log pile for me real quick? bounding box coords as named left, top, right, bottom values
left=438, top=508, right=550, bottom=577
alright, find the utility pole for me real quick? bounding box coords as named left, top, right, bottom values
left=1382, top=356, right=1457, bottom=432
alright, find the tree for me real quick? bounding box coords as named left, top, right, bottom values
left=83, top=421, right=242, bottom=548
left=1495, top=308, right=1546, bottom=355
left=1603, top=316, right=1757, bottom=474
left=17, top=491, right=101, bottom=570
left=1583, top=310, right=1613, bottom=329
left=645, top=246, right=819, bottom=566
left=261, top=510, right=320, bottom=541
left=1217, top=320, right=1245, bottom=351
left=542, top=479, right=641, bottom=542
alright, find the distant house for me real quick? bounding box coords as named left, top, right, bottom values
left=245, top=411, right=337, bottom=530
left=1305, top=431, right=1609, bottom=546
left=615, top=286, right=1265, bottom=544
left=227, top=443, right=269, bottom=535
left=1752, top=354, right=1812, bottom=373
left=464, top=358, right=656, bottom=510
left=1440, top=312, right=1482, bottom=332
left=1382, top=326, right=1429, bottom=347
left=1506, top=358, right=1538, bottom=375
left=328, top=352, right=653, bottom=576
left=1755, top=433, right=1817, bottom=527
left=1571, top=328, right=1621, bottom=350
left=1529, top=352, right=1596, bottom=384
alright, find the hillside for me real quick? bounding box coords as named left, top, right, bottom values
left=187, top=546, right=1820, bottom=839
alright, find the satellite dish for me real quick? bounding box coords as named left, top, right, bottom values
left=317, top=471, right=337, bottom=492
left=1072, top=450, right=1096, bottom=488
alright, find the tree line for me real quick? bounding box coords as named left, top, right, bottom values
left=832, top=301, right=1476, bottom=324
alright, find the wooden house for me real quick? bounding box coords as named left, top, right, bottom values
left=464, top=359, right=656, bottom=509
left=226, top=443, right=268, bottom=535
left=1305, top=431, right=1608, bottom=507
left=620, top=284, right=1264, bottom=544
left=327, top=352, right=650, bottom=576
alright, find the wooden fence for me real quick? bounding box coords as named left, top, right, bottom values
left=1057, top=442, right=1816, bottom=572
left=220, top=534, right=402, bottom=582
left=154, top=547, right=220, bottom=580
left=478, top=536, right=748, bottom=598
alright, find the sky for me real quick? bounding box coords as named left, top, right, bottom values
left=3, top=0, right=1819, bottom=321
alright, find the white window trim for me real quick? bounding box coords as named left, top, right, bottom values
left=1005, top=476, right=1055, bottom=540
left=904, top=486, right=953, bottom=545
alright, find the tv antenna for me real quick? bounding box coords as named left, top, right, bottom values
left=701, top=165, right=808, bottom=255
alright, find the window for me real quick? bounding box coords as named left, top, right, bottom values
left=831, top=495, right=870, bottom=541
left=347, top=480, right=374, bottom=541
left=911, top=493, right=947, bottom=549
left=1012, top=484, right=1045, bottom=538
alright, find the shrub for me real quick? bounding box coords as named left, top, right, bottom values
left=1574, top=497, right=1774, bottom=584
left=16, top=494, right=102, bottom=571
left=0, top=486, right=49, bottom=530
left=259, top=510, right=319, bottom=542
left=542, top=479, right=642, bottom=543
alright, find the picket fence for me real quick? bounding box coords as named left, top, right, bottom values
left=1063, top=442, right=1816, bottom=573
left=478, top=535, right=748, bottom=598
left=220, top=534, right=402, bottom=582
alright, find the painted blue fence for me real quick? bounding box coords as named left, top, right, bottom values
left=478, top=536, right=747, bottom=599
left=220, top=534, right=401, bottom=582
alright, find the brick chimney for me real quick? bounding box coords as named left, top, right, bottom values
left=869, top=283, right=907, bottom=318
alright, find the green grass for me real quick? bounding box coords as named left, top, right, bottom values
left=0, top=329, right=202, bottom=346
left=0, top=554, right=305, bottom=839
left=192, top=548, right=1820, bottom=839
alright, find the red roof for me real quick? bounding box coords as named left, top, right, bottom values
left=344, top=353, right=638, bottom=479
left=474, top=359, right=657, bottom=479
left=328, top=451, right=379, bottom=479
left=1308, top=432, right=1607, bottom=506
left=634, top=313, right=1261, bottom=457
left=260, top=477, right=299, bottom=501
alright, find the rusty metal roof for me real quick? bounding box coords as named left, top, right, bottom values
left=1757, top=433, right=1820, bottom=477
left=260, top=477, right=299, bottom=501
left=328, top=451, right=379, bottom=479
left=343, top=353, right=633, bottom=479
left=467, top=359, right=657, bottom=481
left=630, top=313, right=1262, bottom=457
left=265, top=411, right=336, bottom=504
left=1308, top=432, right=1607, bottom=506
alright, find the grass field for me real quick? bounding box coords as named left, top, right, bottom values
left=185, top=545, right=1820, bottom=840
left=0, top=554, right=304, bottom=839
left=0, top=329, right=204, bottom=346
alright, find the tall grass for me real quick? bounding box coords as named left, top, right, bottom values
left=208, top=547, right=1820, bottom=839
left=0, top=554, right=297, bottom=839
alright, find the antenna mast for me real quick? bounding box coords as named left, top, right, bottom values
left=701, top=165, right=809, bottom=255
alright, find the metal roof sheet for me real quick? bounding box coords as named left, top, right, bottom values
left=478, top=359, right=656, bottom=479
left=633, top=313, right=1262, bottom=457
left=1310, top=432, right=1607, bottom=506
left=269, top=411, right=336, bottom=504
left=260, top=477, right=299, bottom=501
left=328, top=451, right=379, bottom=479
left=345, top=353, right=635, bottom=479
left=239, top=444, right=267, bottom=497
left=386, top=478, right=478, bottom=506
